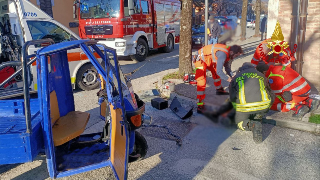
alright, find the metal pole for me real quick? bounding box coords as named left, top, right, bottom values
left=205, top=0, right=208, bottom=46
left=296, top=0, right=308, bottom=75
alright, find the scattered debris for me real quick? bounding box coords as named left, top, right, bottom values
left=232, top=147, right=241, bottom=150
left=142, top=124, right=182, bottom=146
left=151, top=98, right=168, bottom=110
left=170, top=97, right=193, bottom=119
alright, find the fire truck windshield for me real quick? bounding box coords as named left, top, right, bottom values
left=80, top=0, right=120, bottom=19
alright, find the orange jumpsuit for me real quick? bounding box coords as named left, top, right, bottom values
left=266, top=65, right=311, bottom=112
left=251, top=39, right=295, bottom=67
left=194, top=44, right=231, bottom=106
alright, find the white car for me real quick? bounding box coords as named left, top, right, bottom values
left=247, top=19, right=255, bottom=29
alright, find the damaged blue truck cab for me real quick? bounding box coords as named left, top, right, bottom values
left=0, top=39, right=148, bottom=179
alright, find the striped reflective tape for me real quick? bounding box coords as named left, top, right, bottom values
left=235, top=100, right=271, bottom=108
left=238, top=80, right=246, bottom=104
left=273, top=75, right=304, bottom=94
left=276, top=95, right=286, bottom=103
left=290, top=81, right=308, bottom=93
left=268, top=72, right=284, bottom=79
left=197, top=91, right=205, bottom=95
left=252, top=57, right=260, bottom=61
left=259, top=79, right=270, bottom=102
left=211, top=45, right=216, bottom=62
left=195, top=66, right=204, bottom=70
left=201, top=48, right=205, bottom=61
left=236, top=104, right=271, bottom=112
left=216, top=84, right=222, bottom=89
left=197, top=102, right=204, bottom=105
left=214, top=79, right=221, bottom=82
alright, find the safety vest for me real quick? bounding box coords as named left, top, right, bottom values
left=266, top=65, right=310, bottom=96
left=232, top=72, right=271, bottom=113
left=196, top=44, right=230, bottom=63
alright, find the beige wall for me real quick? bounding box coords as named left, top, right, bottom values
left=29, top=0, right=79, bottom=35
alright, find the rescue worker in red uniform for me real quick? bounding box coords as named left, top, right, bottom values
left=193, top=44, right=243, bottom=113
left=251, top=39, right=295, bottom=67
left=266, top=65, right=320, bottom=118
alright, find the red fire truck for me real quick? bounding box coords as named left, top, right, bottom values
left=76, top=0, right=181, bottom=62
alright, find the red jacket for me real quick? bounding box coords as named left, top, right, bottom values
left=251, top=40, right=295, bottom=67
left=265, top=65, right=310, bottom=97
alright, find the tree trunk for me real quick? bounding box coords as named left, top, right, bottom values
left=179, top=0, right=193, bottom=75
left=241, top=0, right=248, bottom=40
left=254, top=0, right=261, bottom=37
left=39, top=0, right=53, bottom=18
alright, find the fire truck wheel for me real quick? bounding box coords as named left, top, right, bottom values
left=130, top=38, right=149, bottom=62
left=76, top=64, right=100, bottom=91
left=129, top=131, right=148, bottom=162
left=160, top=34, right=174, bottom=53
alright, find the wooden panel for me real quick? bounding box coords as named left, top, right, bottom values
left=110, top=104, right=127, bottom=180
left=52, top=111, right=90, bottom=146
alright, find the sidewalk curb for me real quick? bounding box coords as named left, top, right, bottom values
left=157, top=73, right=320, bottom=135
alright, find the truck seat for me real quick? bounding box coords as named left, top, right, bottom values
left=50, top=90, right=90, bottom=146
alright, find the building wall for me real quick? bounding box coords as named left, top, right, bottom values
left=268, top=0, right=320, bottom=91
left=29, top=0, right=79, bottom=35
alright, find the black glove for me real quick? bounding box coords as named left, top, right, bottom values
left=282, top=91, right=293, bottom=102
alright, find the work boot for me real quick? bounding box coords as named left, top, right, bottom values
left=249, top=121, right=263, bottom=144
left=197, top=105, right=206, bottom=114
left=292, top=105, right=310, bottom=119
left=305, top=98, right=320, bottom=113
left=216, top=87, right=229, bottom=95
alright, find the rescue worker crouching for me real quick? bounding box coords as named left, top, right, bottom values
left=229, top=62, right=274, bottom=143
left=265, top=65, right=320, bottom=118
left=193, top=43, right=243, bottom=113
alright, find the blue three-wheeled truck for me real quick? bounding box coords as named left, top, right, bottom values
left=0, top=39, right=149, bottom=179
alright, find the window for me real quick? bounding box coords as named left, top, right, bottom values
left=141, top=1, right=149, bottom=14
left=133, top=0, right=141, bottom=14
left=27, top=21, right=77, bottom=47
left=124, top=0, right=129, bottom=16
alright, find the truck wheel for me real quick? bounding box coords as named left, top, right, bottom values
left=160, top=34, right=174, bottom=53
left=130, top=38, right=149, bottom=62
left=129, top=131, right=148, bottom=162
left=76, top=64, right=100, bottom=91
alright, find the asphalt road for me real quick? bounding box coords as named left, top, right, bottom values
left=1, top=26, right=319, bottom=180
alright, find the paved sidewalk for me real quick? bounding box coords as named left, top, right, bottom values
left=168, top=36, right=320, bottom=134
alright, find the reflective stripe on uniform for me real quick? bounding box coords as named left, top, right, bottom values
left=201, top=48, right=205, bottom=61
left=276, top=95, right=286, bottom=103
left=216, top=84, right=222, bottom=89
left=238, top=80, right=246, bottom=104
left=290, top=81, right=308, bottom=93
left=268, top=72, right=284, bottom=79
left=235, top=100, right=271, bottom=108
left=252, top=57, right=260, bottom=62
left=211, top=45, right=216, bottom=62
left=280, top=75, right=302, bottom=91
left=283, top=61, right=291, bottom=66
left=236, top=104, right=271, bottom=112
left=259, top=79, right=270, bottom=102
left=286, top=103, right=293, bottom=110
left=195, top=66, right=204, bottom=70
left=197, top=102, right=204, bottom=105
left=214, top=79, right=221, bottom=82
left=197, top=91, right=205, bottom=95
left=277, top=103, right=282, bottom=111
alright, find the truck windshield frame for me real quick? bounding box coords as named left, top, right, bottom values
left=80, top=0, right=120, bottom=19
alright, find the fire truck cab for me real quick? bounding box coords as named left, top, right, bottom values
left=77, top=0, right=181, bottom=62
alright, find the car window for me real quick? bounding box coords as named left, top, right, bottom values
left=27, top=21, right=77, bottom=47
